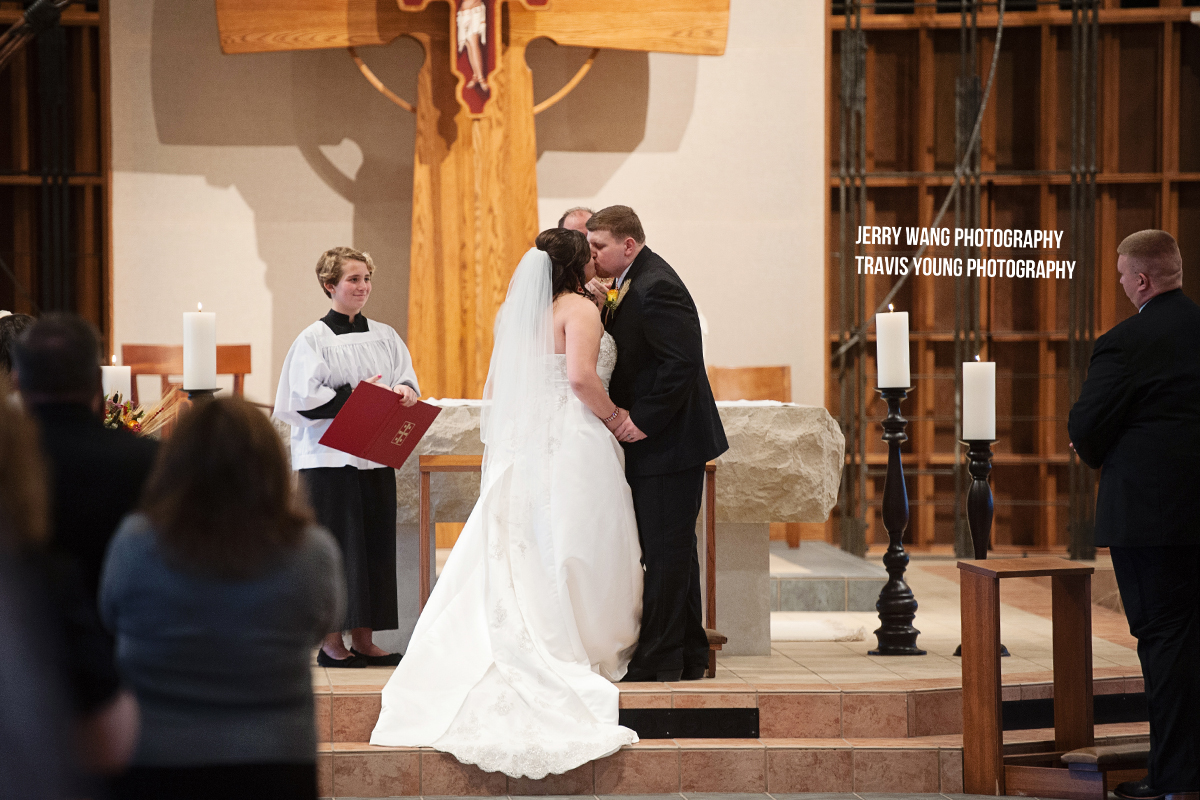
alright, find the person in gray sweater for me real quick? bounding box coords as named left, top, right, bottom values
left=99, top=397, right=345, bottom=800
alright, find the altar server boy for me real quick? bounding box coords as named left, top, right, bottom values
left=275, top=247, right=419, bottom=668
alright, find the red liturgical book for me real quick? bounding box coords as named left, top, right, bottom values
left=318, top=382, right=441, bottom=470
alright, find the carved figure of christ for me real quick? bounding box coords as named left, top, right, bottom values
left=216, top=0, right=729, bottom=399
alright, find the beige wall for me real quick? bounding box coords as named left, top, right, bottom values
left=111, top=0, right=826, bottom=405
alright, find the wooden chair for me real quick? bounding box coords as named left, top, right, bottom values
left=418, top=456, right=726, bottom=678
left=707, top=365, right=792, bottom=403
left=121, top=344, right=252, bottom=405
left=707, top=365, right=803, bottom=547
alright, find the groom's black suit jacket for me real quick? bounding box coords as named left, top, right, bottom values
left=604, top=245, right=728, bottom=477
left=1068, top=288, right=1200, bottom=548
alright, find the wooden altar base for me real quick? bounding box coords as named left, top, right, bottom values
left=311, top=664, right=1147, bottom=797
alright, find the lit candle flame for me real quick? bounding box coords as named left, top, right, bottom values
left=197, top=302, right=203, bottom=312
left=975, top=354, right=981, bottom=362
left=888, top=303, right=894, bottom=312
left=111, top=354, right=116, bottom=365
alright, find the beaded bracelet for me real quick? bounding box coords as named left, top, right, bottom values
left=602, top=406, right=622, bottom=424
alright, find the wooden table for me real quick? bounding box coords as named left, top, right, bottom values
left=418, top=455, right=721, bottom=676
left=959, top=557, right=1095, bottom=797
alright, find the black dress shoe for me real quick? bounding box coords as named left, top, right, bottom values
left=680, top=666, right=707, bottom=680
left=1116, top=780, right=1165, bottom=800
left=350, top=648, right=402, bottom=667
left=317, top=649, right=366, bottom=668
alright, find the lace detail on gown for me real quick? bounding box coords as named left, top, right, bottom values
left=552, top=331, right=618, bottom=390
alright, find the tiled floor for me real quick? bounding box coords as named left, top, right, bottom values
left=715, top=558, right=1140, bottom=686
left=322, top=557, right=1141, bottom=690
left=313, top=555, right=1147, bottom=798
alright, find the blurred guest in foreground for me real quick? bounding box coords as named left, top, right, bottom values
left=101, top=397, right=345, bottom=800
left=0, top=311, right=34, bottom=378
left=0, top=376, right=139, bottom=797
left=12, top=313, right=158, bottom=605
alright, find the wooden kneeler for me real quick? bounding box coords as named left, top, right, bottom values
left=1055, top=744, right=1149, bottom=800
left=419, top=456, right=726, bottom=678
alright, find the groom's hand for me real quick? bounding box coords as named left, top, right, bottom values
left=585, top=278, right=609, bottom=309
left=614, top=415, right=646, bottom=443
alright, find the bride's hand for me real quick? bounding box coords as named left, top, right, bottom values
left=604, top=407, right=628, bottom=433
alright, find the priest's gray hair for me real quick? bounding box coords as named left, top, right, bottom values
left=316, top=246, right=375, bottom=298
left=557, top=206, right=593, bottom=229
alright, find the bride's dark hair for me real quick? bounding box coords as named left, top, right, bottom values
left=535, top=228, right=590, bottom=297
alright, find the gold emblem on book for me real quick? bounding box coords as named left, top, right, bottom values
left=392, top=421, right=415, bottom=447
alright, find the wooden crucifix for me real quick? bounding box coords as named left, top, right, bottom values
left=215, top=0, right=728, bottom=399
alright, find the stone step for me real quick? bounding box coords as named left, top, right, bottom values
left=313, top=725, right=1150, bottom=798
left=315, top=672, right=1141, bottom=744
left=768, top=541, right=888, bottom=611
left=771, top=575, right=887, bottom=611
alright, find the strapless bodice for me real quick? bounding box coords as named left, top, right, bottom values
left=552, top=332, right=617, bottom=391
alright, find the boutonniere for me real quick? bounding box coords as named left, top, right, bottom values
left=612, top=279, right=632, bottom=310
left=604, top=288, right=620, bottom=313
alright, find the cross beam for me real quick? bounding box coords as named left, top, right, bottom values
left=216, top=0, right=729, bottom=398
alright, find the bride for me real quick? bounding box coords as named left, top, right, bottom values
left=370, top=228, right=644, bottom=778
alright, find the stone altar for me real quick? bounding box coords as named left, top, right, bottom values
left=280, top=401, right=845, bottom=656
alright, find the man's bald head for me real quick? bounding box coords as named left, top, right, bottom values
left=558, top=207, right=593, bottom=234
left=1116, top=230, right=1182, bottom=309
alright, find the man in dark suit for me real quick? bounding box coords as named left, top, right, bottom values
left=587, top=205, right=728, bottom=682
left=13, top=313, right=159, bottom=605
left=1068, top=230, right=1200, bottom=799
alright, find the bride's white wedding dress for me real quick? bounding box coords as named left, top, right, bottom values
left=370, top=330, right=643, bottom=778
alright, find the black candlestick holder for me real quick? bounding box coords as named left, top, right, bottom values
left=869, top=387, right=926, bottom=656
left=185, top=388, right=219, bottom=403
left=956, top=439, right=1010, bottom=657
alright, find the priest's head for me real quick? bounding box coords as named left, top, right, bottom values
left=316, top=247, right=375, bottom=317
left=11, top=313, right=103, bottom=408
left=1116, top=230, right=1183, bottom=309
left=586, top=206, right=646, bottom=280
left=558, top=207, right=593, bottom=235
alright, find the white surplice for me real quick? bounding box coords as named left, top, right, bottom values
left=371, top=251, right=642, bottom=779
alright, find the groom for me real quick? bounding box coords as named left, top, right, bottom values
left=587, top=206, right=728, bottom=682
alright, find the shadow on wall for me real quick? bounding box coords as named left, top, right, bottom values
left=147, top=0, right=419, bottom=396
left=145, top=0, right=694, bottom=391
left=526, top=39, right=697, bottom=197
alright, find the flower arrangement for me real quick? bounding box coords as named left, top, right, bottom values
left=103, top=394, right=144, bottom=433
left=102, top=388, right=185, bottom=437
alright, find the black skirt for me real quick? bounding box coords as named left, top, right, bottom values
left=300, top=466, right=398, bottom=631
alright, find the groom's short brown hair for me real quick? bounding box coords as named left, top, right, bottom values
left=587, top=205, right=645, bottom=245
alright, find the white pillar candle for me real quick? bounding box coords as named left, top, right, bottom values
left=875, top=307, right=911, bottom=388
left=101, top=357, right=132, bottom=402
left=183, top=304, right=217, bottom=390
left=962, top=359, right=996, bottom=440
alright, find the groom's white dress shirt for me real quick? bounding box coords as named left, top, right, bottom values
left=615, top=263, right=633, bottom=289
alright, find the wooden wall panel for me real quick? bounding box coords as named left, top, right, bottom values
left=827, top=6, right=1197, bottom=552
left=1117, top=25, right=1161, bottom=173
left=1, top=3, right=110, bottom=334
